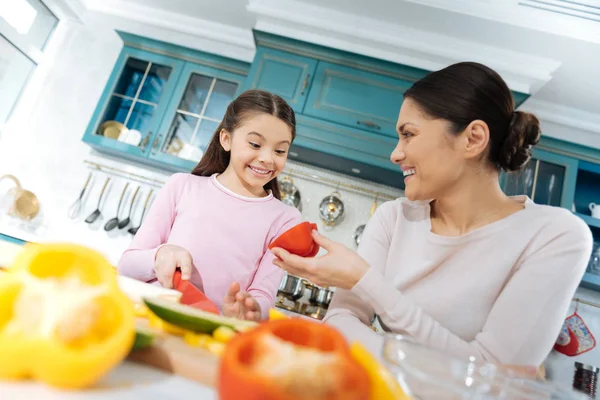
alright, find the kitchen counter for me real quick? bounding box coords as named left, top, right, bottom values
left=0, top=361, right=217, bottom=400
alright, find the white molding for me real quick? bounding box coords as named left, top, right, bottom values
left=405, top=0, right=600, bottom=45
left=83, top=0, right=255, bottom=62
left=520, top=99, right=600, bottom=136
left=247, top=0, right=561, bottom=95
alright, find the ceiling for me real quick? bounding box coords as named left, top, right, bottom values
left=81, top=0, right=600, bottom=128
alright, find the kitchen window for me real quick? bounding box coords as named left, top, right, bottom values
left=0, top=0, right=58, bottom=127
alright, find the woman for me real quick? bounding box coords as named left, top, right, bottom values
left=271, top=62, right=593, bottom=366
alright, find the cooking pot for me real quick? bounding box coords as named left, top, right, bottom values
left=278, top=274, right=304, bottom=300
left=279, top=175, right=302, bottom=211
left=309, top=286, right=333, bottom=307
left=319, top=191, right=344, bottom=227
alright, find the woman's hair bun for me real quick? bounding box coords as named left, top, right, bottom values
left=498, top=111, right=541, bottom=172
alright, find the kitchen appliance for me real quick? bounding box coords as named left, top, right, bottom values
left=279, top=175, right=302, bottom=211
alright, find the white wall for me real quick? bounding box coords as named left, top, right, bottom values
left=0, top=18, right=598, bottom=391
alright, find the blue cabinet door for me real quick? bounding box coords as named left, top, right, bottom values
left=242, top=47, right=317, bottom=114
left=500, top=148, right=578, bottom=208
left=149, top=62, right=246, bottom=171
left=82, top=48, right=184, bottom=159
left=303, top=62, right=411, bottom=138
left=291, top=115, right=403, bottom=188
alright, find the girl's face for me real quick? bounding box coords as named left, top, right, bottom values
left=220, top=113, right=293, bottom=195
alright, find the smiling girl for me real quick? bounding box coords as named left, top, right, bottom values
left=118, top=90, right=302, bottom=321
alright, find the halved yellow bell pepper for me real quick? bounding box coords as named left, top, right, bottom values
left=349, top=342, right=411, bottom=400
left=0, top=243, right=135, bottom=389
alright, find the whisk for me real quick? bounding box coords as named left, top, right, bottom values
left=68, top=172, right=93, bottom=219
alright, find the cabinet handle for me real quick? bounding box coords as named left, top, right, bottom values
left=357, top=121, right=381, bottom=130
left=140, top=134, right=151, bottom=152
left=151, top=134, right=163, bottom=155
left=301, top=74, right=310, bottom=95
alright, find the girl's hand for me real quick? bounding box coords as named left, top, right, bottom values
left=154, top=244, right=193, bottom=289
left=271, top=230, right=369, bottom=289
left=222, top=282, right=262, bottom=322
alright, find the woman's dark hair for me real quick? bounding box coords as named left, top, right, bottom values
left=191, top=89, right=296, bottom=199
left=404, top=62, right=541, bottom=172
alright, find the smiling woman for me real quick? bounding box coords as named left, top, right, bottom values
left=117, top=89, right=302, bottom=322
left=270, top=62, right=594, bottom=368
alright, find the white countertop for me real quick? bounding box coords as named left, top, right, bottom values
left=0, top=361, right=217, bottom=400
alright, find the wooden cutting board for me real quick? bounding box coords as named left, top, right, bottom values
left=127, top=318, right=220, bottom=388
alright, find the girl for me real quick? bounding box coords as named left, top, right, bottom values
left=118, top=90, right=302, bottom=321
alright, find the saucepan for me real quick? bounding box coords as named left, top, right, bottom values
left=278, top=274, right=305, bottom=300
left=319, top=190, right=344, bottom=227
left=309, top=286, right=333, bottom=307
left=279, top=175, right=302, bottom=211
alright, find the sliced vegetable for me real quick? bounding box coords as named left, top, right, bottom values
left=219, top=319, right=370, bottom=400
left=132, top=326, right=158, bottom=350
left=349, top=342, right=410, bottom=400
left=213, top=326, right=236, bottom=343
left=143, top=296, right=257, bottom=334
left=0, top=243, right=135, bottom=389
left=184, top=331, right=226, bottom=356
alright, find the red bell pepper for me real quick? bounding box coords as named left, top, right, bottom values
left=218, top=319, right=370, bottom=400
left=172, top=270, right=220, bottom=314
left=269, top=221, right=320, bottom=257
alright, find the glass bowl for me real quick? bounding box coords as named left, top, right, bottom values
left=382, top=334, right=588, bottom=400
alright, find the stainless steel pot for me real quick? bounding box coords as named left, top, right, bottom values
left=278, top=274, right=304, bottom=300
left=279, top=175, right=302, bottom=211
left=319, top=191, right=344, bottom=227
left=309, top=286, right=333, bottom=307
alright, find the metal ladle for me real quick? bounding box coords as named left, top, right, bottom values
left=84, top=177, right=111, bottom=224
left=118, top=185, right=140, bottom=229
left=104, top=182, right=130, bottom=231
left=128, top=189, right=153, bottom=235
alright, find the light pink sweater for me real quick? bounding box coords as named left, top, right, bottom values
left=117, top=173, right=302, bottom=319
left=323, top=196, right=593, bottom=365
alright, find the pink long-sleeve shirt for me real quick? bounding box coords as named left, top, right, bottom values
left=323, top=196, right=593, bottom=366
left=117, top=173, right=302, bottom=319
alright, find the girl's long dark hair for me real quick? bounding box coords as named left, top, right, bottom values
left=191, top=90, right=296, bottom=199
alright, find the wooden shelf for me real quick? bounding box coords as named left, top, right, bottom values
left=574, top=212, right=600, bottom=229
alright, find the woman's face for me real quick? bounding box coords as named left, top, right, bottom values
left=391, top=98, right=468, bottom=201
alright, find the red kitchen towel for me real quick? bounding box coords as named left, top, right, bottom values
left=555, top=309, right=595, bottom=356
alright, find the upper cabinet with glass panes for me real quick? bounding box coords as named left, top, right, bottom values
left=149, top=63, right=244, bottom=169
left=82, top=32, right=249, bottom=169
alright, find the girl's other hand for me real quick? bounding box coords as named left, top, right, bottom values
left=222, top=282, right=262, bottom=322
left=154, top=244, right=193, bottom=289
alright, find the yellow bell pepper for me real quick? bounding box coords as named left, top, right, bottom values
left=0, top=243, right=135, bottom=389
left=349, top=342, right=411, bottom=400
left=212, top=326, right=236, bottom=343
left=268, top=308, right=290, bottom=321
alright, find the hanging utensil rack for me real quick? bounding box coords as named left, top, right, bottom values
left=573, top=297, right=600, bottom=309
left=283, top=167, right=400, bottom=201
left=84, top=160, right=165, bottom=188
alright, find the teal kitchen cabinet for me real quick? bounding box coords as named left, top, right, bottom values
left=149, top=62, right=246, bottom=171
left=499, top=148, right=578, bottom=208
left=82, top=48, right=185, bottom=159
left=303, top=61, right=412, bottom=137
left=82, top=32, right=249, bottom=171
left=241, top=47, right=317, bottom=114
